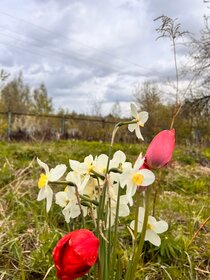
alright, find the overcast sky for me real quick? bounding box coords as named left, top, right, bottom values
left=0, top=0, right=208, bottom=116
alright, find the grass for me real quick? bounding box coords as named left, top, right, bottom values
left=0, top=140, right=210, bottom=279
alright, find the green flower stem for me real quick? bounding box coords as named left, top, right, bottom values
left=90, top=170, right=105, bottom=180
left=134, top=192, right=141, bottom=238
left=115, top=119, right=138, bottom=127
left=129, top=186, right=151, bottom=279
left=74, top=185, right=85, bottom=228
left=80, top=195, right=99, bottom=206
left=110, top=186, right=121, bottom=280
left=97, top=179, right=108, bottom=280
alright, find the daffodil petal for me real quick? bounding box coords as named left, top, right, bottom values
left=46, top=185, right=53, bottom=212
left=79, top=175, right=90, bottom=194
left=145, top=229, right=161, bottom=246
left=130, top=219, right=143, bottom=232
left=48, top=164, right=67, bottom=181
left=119, top=197, right=130, bottom=217
left=55, top=191, right=68, bottom=208
left=70, top=204, right=81, bottom=219
left=148, top=215, right=157, bottom=225
left=128, top=123, right=136, bottom=132
left=130, top=220, right=135, bottom=230
left=133, top=153, right=144, bottom=170
left=69, top=160, right=81, bottom=171
left=139, top=111, right=149, bottom=125
left=112, top=150, right=126, bottom=166
left=62, top=203, right=71, bottom=223
left=153, top=220, right=168, bottom=233
left=139, top=169, right=155, bottom=186
left=119, top=171, right=130, bottom=188
left=138, top=207, right=145, bottom=222
left=37, top=158, right=49, bottom=174
left=135, top=126, right=143, bottom=140
left=66, top=171, right=80, bottom=185
left=130, top=103, right=139, bottom=119
left=84, top=155, right=94, bottom=165
left=95, top=154, right=109, bottom=173
left=37, top=187, right=46, bottom=201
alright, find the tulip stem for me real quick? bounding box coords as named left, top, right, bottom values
left=152, top=171, right=161, bottom=216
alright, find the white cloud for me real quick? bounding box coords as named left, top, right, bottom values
left=0, top=0, right=208, bottom=115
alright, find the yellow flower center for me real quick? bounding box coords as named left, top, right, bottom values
left=147, top=223, right=152, bottom=230
left=147, top=223, right=154, bottom=231
left=38, top=173, right=47, bottom=189
left=102, top=167, right=107, bottom=174
left=132, top=173, right=144, bottom=186
left=87, top=163, right=93, bottom=173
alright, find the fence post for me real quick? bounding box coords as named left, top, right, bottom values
left=7, top=111, right=12, bottom=140
left=61, top=114, right=65, bottom=135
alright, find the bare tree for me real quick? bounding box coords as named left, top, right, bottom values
left=134, top=81, right=170, bottom=140
left=110, top=100, right=122, bottom=118
left=188, top=15, right=210, bottom=90
left=184, top=1, right=210, bottom=119
left=0, top=69, right=10, bottom=82
left=90, top=99, right=103, bottom=117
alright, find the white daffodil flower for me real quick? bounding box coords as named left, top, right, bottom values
left=94, top=154, right=109, bottom=175
left=128, top=103, right=148, bottom=140
left=37, top=158, right=67, bottom=212
left=120, top=154, right=155, bottom=205
left=70, top=155, right=95, bottom=174
left=83, top=177, right=98, bottom=201
left=109, top=150, right=132, bottom=186
left=130, top=207, right=168, bottom=246
left=69, top=155, right=96, bottom=185
left=66, top=171, right=89, bottom=194
left=109, top=150, right=132, bottom=171
left=55, top=186, right=87, bottom=223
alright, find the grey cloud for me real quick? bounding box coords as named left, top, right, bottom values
left=0, top=0, right=206, bottom=115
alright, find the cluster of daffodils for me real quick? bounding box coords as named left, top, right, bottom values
left=36, top=104, right=175, bottom=280
left=37, top=151, right=156, bottom=227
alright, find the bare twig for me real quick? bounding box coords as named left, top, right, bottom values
left=188, top=216, right=210, bottom=247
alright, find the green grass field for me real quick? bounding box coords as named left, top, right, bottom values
left=0, top=140, right=210, bottom=280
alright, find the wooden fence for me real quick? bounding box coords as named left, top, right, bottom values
left=0, top=111, right=207, bottom=145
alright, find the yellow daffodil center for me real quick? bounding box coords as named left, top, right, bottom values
left=147, top=223, right=152, bottom=230
left=87, top=163, right=94, bottom=173
left=102, top=167, right=107, bottom=174
left=132, top=173, right=144, bottom=186
left=147, top=223, right=154, bottom=231
left=38, top=173, right=48, bottom=189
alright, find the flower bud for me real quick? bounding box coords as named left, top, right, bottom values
left=53, top=229, right=100, bottom=280
left=144, top=129, right=175, bottom=169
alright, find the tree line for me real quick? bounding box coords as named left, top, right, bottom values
left=0, top=71, right=53, bottom=115
left=0, top=10, right=209, bottom=144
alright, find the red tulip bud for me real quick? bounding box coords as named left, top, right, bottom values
left=53, top=229, right=100, bottom=280
left=144, top=129, right=175, bottom=169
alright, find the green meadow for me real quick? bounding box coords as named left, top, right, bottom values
left=0, top=140, right=209, bottom=279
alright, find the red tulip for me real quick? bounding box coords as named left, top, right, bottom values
left=53, top=229, right=100, bottom=280
left=144, top=129, right=175, bottom=170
